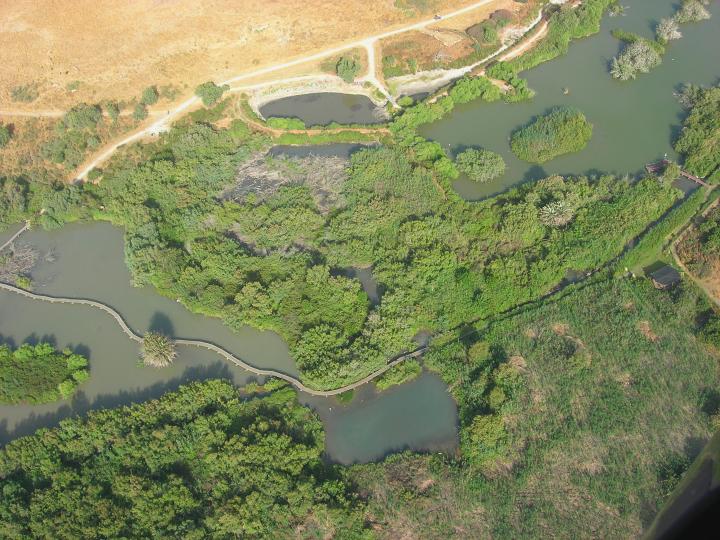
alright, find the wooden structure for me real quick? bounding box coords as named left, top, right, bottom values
left=649, top=264, right=681, bottom=290
left=645, top=160, right=710, bottom=188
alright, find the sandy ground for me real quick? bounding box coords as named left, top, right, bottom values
left=0, top=0, right=497, bottom=110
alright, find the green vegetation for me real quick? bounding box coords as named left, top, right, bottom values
left=0, top=113, right=679, bottom=391
left=375, top=359, right=422, bottom=391
left=274, top=130, right=380, bottom=145
left=141, top=85, right=159, bottom=106
left=488, top=0, right=615, bottom=79
left=617, top=186, right=707, bottom=273
left=336, top=56, right=361, bottom=83
left=510, top=107, right=593, bottom=164
left=0, top=342, right=89, bottom=404
left=610, top=34, right=663, bottom=81
left=141, top=332, right=176, bottom=368
left=674, top=84, right=720, bottom=180
left=612, top=1, right=711, bottom=81
left=132, top=102, right=148, bottom=121
left=266, top=116, right=306, bottom=130
left=355, top=278, right=718, bottom=537
left=455, top=148, right=505, bottom=183
left=10, top=84, right=38, bottom=103
left=0, top=380, right=368, bottom=538
left=0, top=124, right=11, bottom=148
left=195, top=81, right=230, bottom=106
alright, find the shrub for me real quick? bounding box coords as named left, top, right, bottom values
left=510, top=107, right=593, bottom=163
left=336, top=56, right=361, bottom=83
left=87, top=168, right=102, bottom=181
left=456, top=148, right=506, bottom=182
left=132, top=103, right=148, bottom=120
left=656, top=17, right=682, bottom=43
left=0, top=124, right=11, bottom=148
left=610, top=40, right=662, bottom=80
left=63, top=104, right=103, bottom=130
left=141, top=85, right=159, bottom=105
left=141, top=332, right=176, bottom=368
left=676, top=0, right=711, bottom=24
left=11, top=84, right=38, bottom=102
left=195, top=81, right=229, bottom=106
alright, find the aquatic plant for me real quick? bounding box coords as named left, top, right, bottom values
left=141, top=332, right=177, bottom=368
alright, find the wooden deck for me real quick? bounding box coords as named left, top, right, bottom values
left=645, top=159, right=710, bottom=188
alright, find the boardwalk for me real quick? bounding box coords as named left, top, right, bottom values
left=646, top=160, right=710, bottom=188
left=0, top=281, right=425, bottom=397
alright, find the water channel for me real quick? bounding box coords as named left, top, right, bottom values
left=0, top=222, right=457, bottom=461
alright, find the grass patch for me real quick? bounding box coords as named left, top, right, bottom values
left=375, top=359, right=423, bottom=391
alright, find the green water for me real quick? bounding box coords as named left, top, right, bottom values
left=0, top=222, right=458, bottom=461
left=422, top=0, right=720, bottom=199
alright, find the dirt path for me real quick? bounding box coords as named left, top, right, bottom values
left=70, top=0, right=502, bottom=180
left=497, top=19, right=548, bottom=62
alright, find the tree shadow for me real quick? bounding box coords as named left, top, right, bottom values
left=148, top=311, right=175, bottom=336
left=0, top=362, right=258, bottom=445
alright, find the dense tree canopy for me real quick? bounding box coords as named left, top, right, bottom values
left=0, top=380, right=368, bottom=539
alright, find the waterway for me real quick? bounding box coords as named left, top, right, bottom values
left=260, top=92, right=386, bottom=126
left=0, top=222, right=457, bottom=461
left=421, top=0, right=720, bottom=200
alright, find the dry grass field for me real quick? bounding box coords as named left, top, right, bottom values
left=0, top=0, right=500, bottom=110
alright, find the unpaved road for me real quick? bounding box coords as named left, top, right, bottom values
left=70, top=0, right=502, bottom=180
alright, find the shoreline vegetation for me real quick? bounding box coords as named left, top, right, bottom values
left=610, top=0, right=711, bottom=81
left=0, top=342, right=89, bottom=404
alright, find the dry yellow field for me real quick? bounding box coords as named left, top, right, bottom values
left=0, top=0, right=503, bottom=110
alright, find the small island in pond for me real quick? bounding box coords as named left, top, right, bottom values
left=510, top=106, right=593, bottom=164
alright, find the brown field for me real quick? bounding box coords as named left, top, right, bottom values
left=378, top=0, right=538, bottom=75
left=0, top=0, right=503, bottom=111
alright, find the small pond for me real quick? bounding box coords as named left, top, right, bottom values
left=260, top=92, right=387, bottom=126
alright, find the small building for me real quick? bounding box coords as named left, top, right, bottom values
left=649, top=265, right=681, bottom=290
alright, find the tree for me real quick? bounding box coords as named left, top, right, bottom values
left=676, top=0, right=711, bottom=24
left=195, top=81, right=229, bottom=106
left=336, top=56, right=361, bottom=83
left=456, top=148, right=506, bottom=183
left=141, top=86, right=159, bottom=105
left=0, top=124, right=11, bottom=148
left=610, top=41, right=662, bottom=80
left=141, top=332, right=176, bottom=368
left=539, top=200, right=575, bottom=227
left=656, top=17, right=682, bottom=44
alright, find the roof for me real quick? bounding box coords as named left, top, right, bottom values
left=649, top=265, right=681, bottom=287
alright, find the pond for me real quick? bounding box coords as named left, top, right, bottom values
left=0, top=222, right=458, bottom=462
left=422, top=0, right=720, bottom=200
left=260, top=92, right=387, bottom=126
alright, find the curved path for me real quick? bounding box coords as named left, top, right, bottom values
left=72, top=0, right=503, bottom=181
left=0, top=281, right=425, bottom=397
